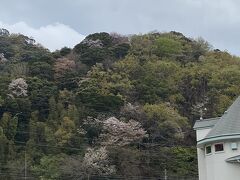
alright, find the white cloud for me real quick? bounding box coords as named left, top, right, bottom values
left=0, top=21, right=85, bottom=51
left=1, top=0, right=240, bottom=55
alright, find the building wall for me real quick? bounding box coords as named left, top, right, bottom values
left=197, top=147, right=207, bottom=180
left=200, top=141, right=240, bottom=180
left=196, top=128, right=240, bottom=180
left=196, top=128, right=211, bottom=180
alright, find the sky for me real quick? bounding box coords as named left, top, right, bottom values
left=0, top=0, right=240, bottom=55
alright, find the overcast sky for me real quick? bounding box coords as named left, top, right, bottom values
left=0, top=0, right=240, bottom=55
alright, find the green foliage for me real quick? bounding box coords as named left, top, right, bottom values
left=167, top=147, right=198, bottom=176
left=0, top=34, right=49, bottom=62
left=144, top=103, right=188, bottom=143
left=29, top=61, right=54, bottom=80
left=0, top=112, right=18, bottom=141
left=74, top=32, right=129, bottom=67
left=76, top=65, right=127, bottom=112
left=77, top=78, right=124, bottom=112
left=0, top=96, right=4, bottom=106
left=32, top=155, right=64, bottom=180
left=111, top=43, right=130, bottom=59
left=54, top=116, right=75, bottom=146
left=55, top=71, right=79, bottom=90
left=0, top=139, right=8, bottom=166
left=27, top=77, right=57, bottom=118
left=86, top=32, right=114, bottom=47
left=60, top=47, right=71, bottom=56
left=2, top=29, right=240, bottom=179
left=0, top=36, right=15, bottom=58
left=154, top=36, right=183, bottom=57
left=136, top=60, right=180, bottom=103
left=0, top=76, right=11, bottom=98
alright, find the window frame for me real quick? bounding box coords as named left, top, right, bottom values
left=231, top=142, right=238, bottom=150
left=214, top=143, right=224, bottom=153
left=205, top=145, right=212, bottom=155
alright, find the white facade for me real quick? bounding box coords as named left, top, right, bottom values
left=195, top=126, right=240, bottom=180
left=194, top=97, right=240, bottom=180
left=196, top=128, right=209, bottom=180
left=196, top=139, right=240, bottom=180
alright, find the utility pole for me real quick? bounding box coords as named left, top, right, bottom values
left=164, top=168, right=167, bottom=180
left=24, top=151, right=27, bottom=180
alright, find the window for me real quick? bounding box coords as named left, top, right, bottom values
left=215, top=143, right=224, bottom=152
left=231, top=143, right=238, bottom=150
left=206, top=145, right=212, bottom=154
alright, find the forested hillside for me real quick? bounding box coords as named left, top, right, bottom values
left=0, top=28, right=239, bottom=179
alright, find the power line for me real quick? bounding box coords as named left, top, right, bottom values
left=12, top=139, right=195, bottom=150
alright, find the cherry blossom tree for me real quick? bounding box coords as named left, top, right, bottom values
left=76, top=116, right=147, bottom=176
left=8, top=78, right=28, bottom=97
left=83, top=147, right=116, bottom=176
left=0, top=53, right=7, bottom=63
left=81, top=38, right=103, bottom=48
left=54, top=58, right=76, bottom=79
left=100, top=117, right=148, bottom=146
left=59, top=147, right=115, bottom=178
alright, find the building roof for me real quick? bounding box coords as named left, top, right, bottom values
left=196, top=96, right=240, bottom=145
left=193, top=117, right=220, bottom=130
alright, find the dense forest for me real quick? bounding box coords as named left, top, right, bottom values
left=0, top=28, right=239, bottom=179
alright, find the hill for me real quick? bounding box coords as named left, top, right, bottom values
left=0, top=28, right=239, bottom=179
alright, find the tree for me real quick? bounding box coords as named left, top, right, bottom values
left=54, top=117, right=75, bottom=146
left=82, top=147, right=116, bottom=176
left=0, top=29, right=10, bottom=36
left=54, top=58, right=76, bottom=79
left=191, top=37, right=211, bottom=59
left=59, top=155, right=85, bottom=179
left=32, top=155, right=64, bottom=180
left=29, top=61, right=54, bottom=80
left=77, top=76, right=124, bottom=112
left=9, top=62, right=29, bottom=78
left=133, top=60, right=180, bottom=103
left=0, top=95, right=4, bottom=106
left=153, top=36, right=183, bottom=57
left=59, top=47, right=71, bottom=56
left=27, top=77, right=57, bottom=118
left=2, top=29, right=239, bottom=179
left=27, top=111, right=48, bottom=161
left=143, top=103, right=188, bottom=144
left=0, top=127, right=9, bottom=164
left=100, top=117, right=147, bottom=146
left=8, top=78, right=28, bottom=97
left=47, top=96, right=59, bottom=129
left=74, top=32, right=129, bottom=67
left=0, top=112, right=18, bottom=141
left=54, top=58, right=78, bottom=90
left=0, top=53, right=8, bottom=63
left=60, top=148, right=116, bottom=179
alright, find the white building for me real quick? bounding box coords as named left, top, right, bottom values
left=194, top=96, right=240, bottom=180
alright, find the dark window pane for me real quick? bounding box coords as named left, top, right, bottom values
left=215, top=144, right=224, bottom=152
left=206, top=146, right=211, bottom=154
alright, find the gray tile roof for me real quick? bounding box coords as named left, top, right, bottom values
left=205, top=96, right=240, bottom=139
left=193, top=117, right=220, bottom=129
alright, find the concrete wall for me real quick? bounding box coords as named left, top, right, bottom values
left=196, top=128, right=210, bottom=180
left=197, top=147, right=207, bottom=180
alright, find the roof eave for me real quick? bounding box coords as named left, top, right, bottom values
left=193, top=125, right=214, bottom=130
left=197, top=134, right=240, bottom=147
